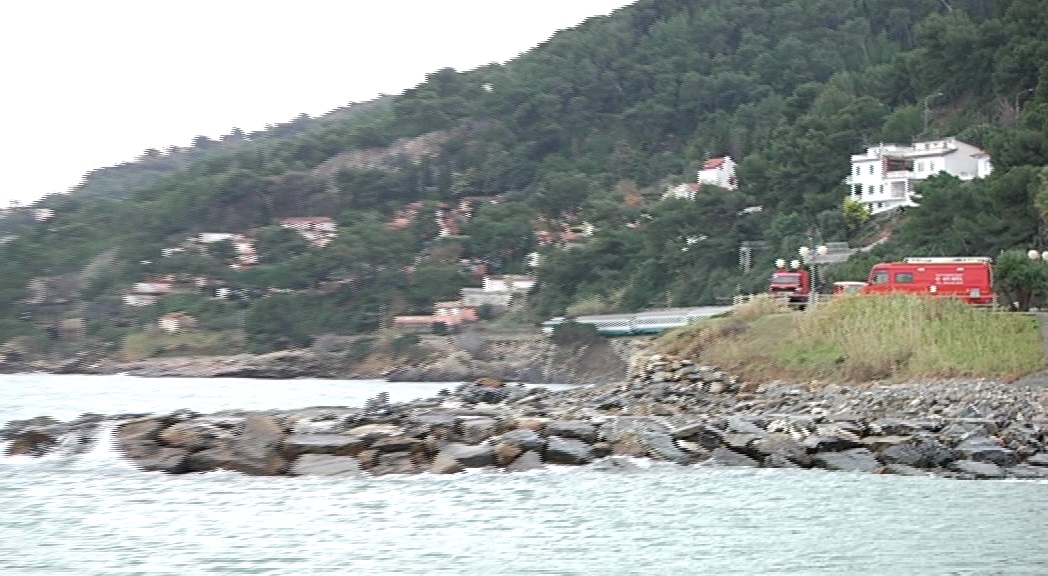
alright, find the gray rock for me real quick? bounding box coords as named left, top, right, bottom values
left=122, top=445, right=189, bottom=473
left=599, top=417, right=670, bottom=443
left=762, top=454, right=802, bottom=468
left=638, top=432, right=692, bottom=464
left=803, top=434, right=863, bottom=452
left=1026, top=453, right=1048, bottom=467
left=281, top=434, right=365, bottom=457
left=370, top=436, right=424, bottom=453
left=505, top=450, right=544, bottom=472
left=955, top=437, right=1018, bottom=468
left=949, top=459, right=1005, bottom=479
left=545, top=420, right=598, bottom=443
left=369, top=451, right=422, bottom=475
left=493, top=429, right=544, bottom=452
left=1006, top=465, right=1048, bottom=479
left=868, top=418, right=919, bottom=436
left=751, top=433, right=811, bottom=467
left=289, top=454, right=363, bottom=477
left=545, top=436, right=595, bottom=465
left=432, top=442, right=495, bottom=470
left=721, top=432, right=761, bottom=452
left=726, top=418, right=766, bottom=435
left=158, top=418, right=242, bottom=450
left=344, top=424, right=404, bottom=443
left=670, top=421, right=707, bottom=439
left=457, top=417, right=499, bottom=444
left=812, top=448, right=881, bottom=474
left=708, top=447, right=759, bottom=467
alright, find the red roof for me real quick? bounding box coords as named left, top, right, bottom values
left=703, top=157, right=726, bottom=169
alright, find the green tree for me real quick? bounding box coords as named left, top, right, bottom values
left=994, top=250, right=1048, bottom=311
left=254, top=226, right=309, bottom=263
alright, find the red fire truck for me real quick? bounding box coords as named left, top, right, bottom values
left=769, top=267, right=812, bottom=309
left=860, top=257, right=994, bottom=306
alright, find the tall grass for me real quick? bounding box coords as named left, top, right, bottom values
left=655, top=295, right=1044, bottom=382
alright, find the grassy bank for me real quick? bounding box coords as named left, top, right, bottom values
left=120, top=330, right=247, bottom=362
left=654, top=295, right=1044, bottom=383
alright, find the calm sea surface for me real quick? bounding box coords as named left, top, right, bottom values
left=2, top=373, right=1047, bottom=575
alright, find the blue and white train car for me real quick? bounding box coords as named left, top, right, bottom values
left=541, top=306, right=734, bottom=337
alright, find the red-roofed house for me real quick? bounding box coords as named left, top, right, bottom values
left=697, top=156, right=738, bottom=190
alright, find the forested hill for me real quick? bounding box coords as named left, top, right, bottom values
left=1, top=0, right=1047, bottom=354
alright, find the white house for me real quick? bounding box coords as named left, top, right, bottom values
left=845, top=137, right=993, bottom=215
left=197, top=233, right=241, bottom=244
left=697, top=157, right=738, bottom=190
left=663, top=183, right=701, bottom=200
left=482, top=275, right=535, bottom=293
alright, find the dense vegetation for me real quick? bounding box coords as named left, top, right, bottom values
left=1, top=0, right=1047, bottom=356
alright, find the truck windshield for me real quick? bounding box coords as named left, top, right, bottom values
left=771, top=273, right=800, bottom=285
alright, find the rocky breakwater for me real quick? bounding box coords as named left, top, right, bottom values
left=5, top=356, right=1048, bottom=480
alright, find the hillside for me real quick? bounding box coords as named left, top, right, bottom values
left=1, top=0, right=1047, bottom=364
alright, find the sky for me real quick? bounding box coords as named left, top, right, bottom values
left=0, top=0, right=635, bottom=207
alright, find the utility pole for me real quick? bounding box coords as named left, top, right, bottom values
left=1014, top=88, right=1035, bottom=126
left=923, top=92, right=944, bottom=138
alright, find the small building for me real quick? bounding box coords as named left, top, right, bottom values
left=158, top=312, right=198, bottom=334
left=197, top=233, right=241, bottom=244
left=663, top=183, right=701, bottom=200
left=280, top=217, right=338, bottom=247
left=482, top=275, right=535, bottom=293
left=697, top=157, right=738, bottom=190
left=33, top=209, right=55, bottom=222
left=392, top=302, right=478, bottom=332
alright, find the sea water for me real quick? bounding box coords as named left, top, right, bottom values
left=2, top=373, right=1046, bottom=575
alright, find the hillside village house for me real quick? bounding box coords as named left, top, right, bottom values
left=280, top=217, right=338, bottom=247
left=845, top=137, right=993, bottom=214
left=122, top=281, right=173, bottom=307
left=158, top=312, right=198, bottom=334
left=697, top=156, right=738, bottom=190
left=663, top=156, right=739, bottom=200
left=462, top=274, right=536, bottom=308
left=392, top=301, right=479, bottom=332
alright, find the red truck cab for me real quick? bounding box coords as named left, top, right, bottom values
left=861, top=257, right=993, bottom=306
left=769, top=268, right=811, bottom=308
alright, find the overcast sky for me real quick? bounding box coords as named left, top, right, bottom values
left=0, top=1, right=634, bottom=207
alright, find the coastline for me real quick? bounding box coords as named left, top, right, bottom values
left=4, top=354, right=1048, bottom=481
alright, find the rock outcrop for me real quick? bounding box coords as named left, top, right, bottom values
left=7, top=354, right=1048, bottom=481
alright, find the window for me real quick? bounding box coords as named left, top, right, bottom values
left=871, top=271, right=889, bottom=285
left=869, top=165, right=874, bottom=174
left=878, top=184, right=883, bottom=195
left=854, top=165, right=860, bottom=176
left=867, top=185, right=874, bottom=196
left=895, top=272, right=914, bottom=284
left=852, top=185, right=861, bottom=197
left=916, top=161, right=923, bottom=172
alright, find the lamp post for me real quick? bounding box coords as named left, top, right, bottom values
left=799, top=244, right=829, bottom=307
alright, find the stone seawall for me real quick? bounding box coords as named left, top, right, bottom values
left=5, top=354, right=1048, bottom=480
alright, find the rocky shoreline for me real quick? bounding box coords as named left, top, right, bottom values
left=4, top=355, right=1048, bottom=480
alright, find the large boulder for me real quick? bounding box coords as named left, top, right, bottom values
left=158, top=417, right=242, bottom=451
left=185, top=415, right=287, bottom=476
left=368, top=451, right=423, bottom=476
left=281, top=434, right=366, bottom=457
left=344, top=424, right=405, bottom=444
left=954, top=437, right=1018, bottom=468
left=599, top=417, right=671, bottom=443
left=545, top=436, right=595, bottom=465
left=879, top=436, right=956, bottom=469
left=505, top=450, right=544, bottom=472
left=117, top=417, right=187, bottom=473
left=812, top=448, right=881, bottom=474
left=545, top=420, right=598, bottom=443
left=288, top=454, right=363, bottom=477
left=430, top=443, right=496, bottom=473
left=751, top=433, right=811, bottom=467
left=457, top=417, right=499, bottom=445
left=707, top=447, right=759, bottom=467
left=493, top=429, right=545, bottom=453
left=949, top=459, right=1005, bottom=479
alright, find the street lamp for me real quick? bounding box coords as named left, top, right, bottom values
left=799, top=244, right=829, bottom=307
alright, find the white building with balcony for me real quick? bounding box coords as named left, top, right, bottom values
left=697, top=157, right=738, bottom=190
left=845, top=137, right=993, bottom=214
